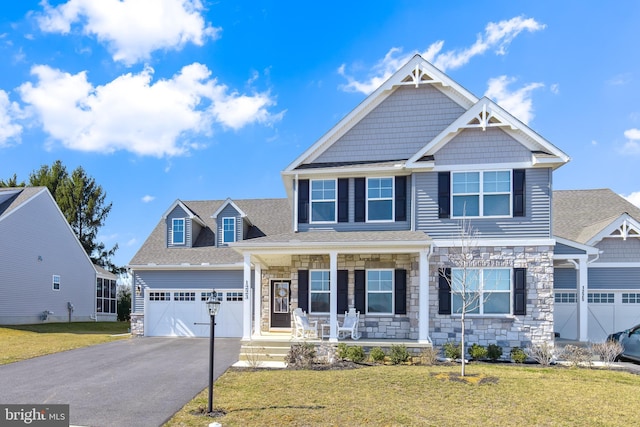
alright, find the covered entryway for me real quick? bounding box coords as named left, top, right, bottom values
left=145, top=289, right=243, bottom=337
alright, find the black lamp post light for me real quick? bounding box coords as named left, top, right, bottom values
left=206, top=290, right=221, bottom=416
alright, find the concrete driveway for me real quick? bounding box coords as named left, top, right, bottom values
left=0, top=337, right=240, bottom=427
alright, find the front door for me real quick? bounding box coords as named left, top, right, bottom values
left=271, top=280, right=291, bottom=328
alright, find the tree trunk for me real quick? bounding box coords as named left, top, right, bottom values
left=460, top=314, right=466, bottom=377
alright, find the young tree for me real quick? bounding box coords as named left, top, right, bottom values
left=440, top=219, right=482, bottom=377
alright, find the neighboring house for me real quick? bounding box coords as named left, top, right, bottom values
left=131, top=54, right=584, bottom=352
left=96, top=265, right=119, bottom=322
left=553, top=189, right=640, bottom=342
left=0, top=187, right=115, bottom=324
left=128, top=198, right=290, bottom=337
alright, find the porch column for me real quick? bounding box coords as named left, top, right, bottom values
left=577, top=257, right=589, bottom=342
left=242, top=253, right=252, bottom=341
left=253, top=262, right=262, bottom=337
left=418, top=249, right=432, bottom=343
left=329, top=251, right=338, bottom=342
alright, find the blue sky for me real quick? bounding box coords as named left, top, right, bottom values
left=1, top=1, right=640, bottom=268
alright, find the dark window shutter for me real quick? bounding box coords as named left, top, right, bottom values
left=513, top=268, right=527, bottom=315
left=338, top=179, right=349, bottom=223
left=337, top=270, right=349, bottom=313
left=438, top=268, right=452, bottom=315
left=438, top=172, right=451, bottom=219
left=298, top=270, right=309, bottom=312
left=354, top=178, right=365, bottom=222
left=298, top=179, right=309, bottom=224
left=395, top=176, right=407, bottom=222
left=354, top=270, right=365, bottom=313
left=513, top=169, right=525, bottom=217
left=394, top=269, right=407, bottom=314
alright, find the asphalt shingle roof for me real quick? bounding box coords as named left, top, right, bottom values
left=553, top=188, right=640, bottom=244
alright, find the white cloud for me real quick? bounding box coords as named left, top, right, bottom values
left=0, top=90, right=24, bottom=146
left=18, top=63, right=281, bottom=157
left=624, top=192, right=640, bottom=208
left=141, top=195, right=155, bottom=203
left=622, top=128, right=640, bottom=154
left=484, top=76, right=543, bottom=125
left=607, top=73, right=632, bottom=86
left=550, top=83, right=560, bottom=94
left=126, top=238, right=138, bottom=246
left=37, top=0, right=220, bottom=66
left=339, top=16, right=544, bottom=94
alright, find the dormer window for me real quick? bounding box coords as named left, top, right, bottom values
left=310, top=179, right=336, bottom=223
left=222, top=217, right=236, bottom=243
left=172, top=218, right=185, bottom=244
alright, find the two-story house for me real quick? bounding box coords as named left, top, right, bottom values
left=228, top=54, right=570, bottom=351
left=130, top=55, right=572, bottom=350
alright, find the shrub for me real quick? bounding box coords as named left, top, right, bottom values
left=468, top=343, right=488, bottom=361
left=487, top=344, right=503, bottom=361
left=526, top=342, right=556, bottom=366
left=591, top=340, right=623, bottom=367
left=510, top=347, right=527, bottom=363
left=443, top=341, right=462, bottom=360
left=420, top=346, right=440, bottom=365
left=346, top=346, right=366, bottom=363
left=560, top=345, right=593, bottom=368
left=285, top=342, right=316, bottom=368
left=389, top=344, right=410, bottom=365
left=369, top=347, right=386, bottom=364
left=336, top=343, right=349, bottom=360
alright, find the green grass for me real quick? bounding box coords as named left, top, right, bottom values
left=0, top=322, right=130, bottom=365
left=165, top=364, right=640, bottom=427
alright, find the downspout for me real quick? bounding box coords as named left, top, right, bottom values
left=293, top=174, right=299, bottom=232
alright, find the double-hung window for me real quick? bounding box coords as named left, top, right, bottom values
left=451, top=268, right=511, bottom=314
left=452, top=171, right=511, bottom=217
left=52, top=275, right=60, bottom=291
left=310, top=179, right=336, bottom=223
left=310, top=270, right=330, bottom=313
left=172, top=218, right=185, bottom=244
left=367, top=177, right=394, bottom=221
left=222, top=217, right=235, bottom=243
left=366, top=270, right=393, bottom=314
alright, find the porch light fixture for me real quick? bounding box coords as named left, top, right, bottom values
left=206, top=291, right=221, bottom=415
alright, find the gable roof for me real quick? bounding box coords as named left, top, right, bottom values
left=406, top=97, right=570, bottom=169
left=162, top=199, right=206, bottom=227
left=211, top=198, right=250, bottom=225
left=0, top=187, right=46, bottom=220
left=553, top=189, right=640, bottom=244
left=129, top=198, right=291, bottom=268
left=283, top=54, right=478, bottom=174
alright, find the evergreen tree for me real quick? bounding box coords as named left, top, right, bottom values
left=0, top=173, right=25, bottom=187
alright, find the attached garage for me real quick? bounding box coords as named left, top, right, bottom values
left=144, top=289, right=244, bottom=337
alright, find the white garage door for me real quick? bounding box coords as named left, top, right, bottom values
left=554, top=291, right=640, bottom=342
left=145, top=289, right=244, bottom=337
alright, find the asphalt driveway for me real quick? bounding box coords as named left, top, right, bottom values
left=0, top=337, right=241, bottom=427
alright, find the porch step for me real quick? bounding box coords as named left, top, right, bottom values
left=239, top=339, right=294, bottom=365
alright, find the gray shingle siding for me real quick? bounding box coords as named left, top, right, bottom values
left=415, top=168, right=552, bottom=239
left=435, top=128, right=532, bottom=165
left=313, top=85, right=465, bottom=164
left=555, top=242, right=586, bottom=255
left=595, top=238, right=640, bottom=262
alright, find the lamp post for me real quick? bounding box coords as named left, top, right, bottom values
left=206, top=290, right=221, bottom=414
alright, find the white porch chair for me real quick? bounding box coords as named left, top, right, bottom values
left=292, top=308, right=318, bottom=339
left=337, top=308, right=361, bottom=340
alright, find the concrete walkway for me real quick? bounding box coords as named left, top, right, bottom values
left=0, top=337, right=240, bottom=427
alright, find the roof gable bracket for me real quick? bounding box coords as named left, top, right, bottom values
left=462, top=104, right=514, bottom=132
left=399, top=64, right=450, bottom=88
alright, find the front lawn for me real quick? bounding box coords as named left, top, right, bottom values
left=0, top=322, right=130, bottom=365
left=166, top=363, right=640, bottom=426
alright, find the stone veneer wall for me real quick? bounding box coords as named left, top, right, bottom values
left=429, top=245, right=554, bottom=351
left=261, top=254, right=420, bottom=339
left=130, top=313, right=144, bottom=336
